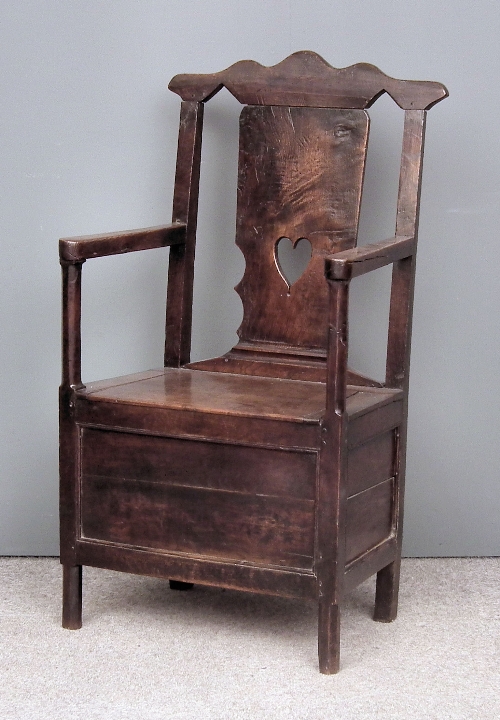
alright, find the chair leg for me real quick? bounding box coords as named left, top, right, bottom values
left=374, top=559, right=400, bottom=622
left=62, top=564, right=82, bottom=629
left=318, top=601, right=341, bottom=674
left=169, top=579, right=194, bottom=591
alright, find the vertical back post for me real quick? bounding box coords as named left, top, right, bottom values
left=375, top=109, right=427, bottom=621
left=164, top=100, right=204, bottom=366
left=386, top=109, right=427, bottom=390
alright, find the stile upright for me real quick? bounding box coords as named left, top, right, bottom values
left=59, top=52, right=447, bottom=673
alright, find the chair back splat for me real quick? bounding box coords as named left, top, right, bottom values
left=59, top=52, right=447, bottom=673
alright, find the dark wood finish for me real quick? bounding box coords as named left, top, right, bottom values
left=73, top=370, right=398, bottom=450
left=188, top=346, right=383, bottom=386
left=79, top=368, right=328, bottom=421
left=374, top=561, right=400, bottom=622
left=59, top=52, right=447, bottom=673
left=59, top=262, right=83, bottom=581
left=59, top=224, right=186, bottom=263
left=81, top=475, right=314, bottom=568
left=318, top=602, right=341, bottom=675
left=344, top=537, right=398, bottom=592
left=81, top=428, right=317, bottom=499
left=325, top=235, right=415, bottom=281
left=374, top=109, right=428, bottom=623
left=235, top=105, right=368, bottom=350
left=164, top=101, right=204, bottom=367
left=347, top=395, right=403, bottom=448
left=60, top=262, right=83, bottom=389
left=75, top=391, right=321, bottom=450
left=316, top=278, right=349, bottom=674
left=169, top=51, right=448, bottom=110
left=346, top=479, right=394, bottom=563
left=62, top=565, right=82, bottom=629
left=347, top=431, right=395, bottom=496
left=75, top=539, right=316, bottom=599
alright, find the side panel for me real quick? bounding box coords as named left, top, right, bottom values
left=347, top=431, right=395, bottom=496
left=345, top=429, right=398, bottom=564
left=345, top=479, right=394, bottom=563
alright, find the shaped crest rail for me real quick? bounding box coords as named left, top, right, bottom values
left=169, top=51, right=448, bottom=110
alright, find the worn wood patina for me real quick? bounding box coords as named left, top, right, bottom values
left=59, top=51, right=447, bottom=673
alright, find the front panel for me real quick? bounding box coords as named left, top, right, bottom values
left=80, top=428, right=316, bottom=571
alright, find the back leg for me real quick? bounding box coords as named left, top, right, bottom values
left=374, top=559, right=400, bottom=622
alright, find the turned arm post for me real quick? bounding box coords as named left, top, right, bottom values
left=60, top=260, right=84, bottom=391
left=59, top=258, right=84, bottom=614
left=59, top=222, right=186, bottom=388
left=316, top=277, right=350, bottom=674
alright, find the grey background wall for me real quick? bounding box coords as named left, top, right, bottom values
left=1, top=1, right=499, bottom=556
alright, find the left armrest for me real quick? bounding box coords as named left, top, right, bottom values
left=325, top=235, right=415, bottom=281
left=59, top=223, right=186, bottom=263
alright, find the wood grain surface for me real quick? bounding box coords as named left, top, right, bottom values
left=59, top=51, right=447, bottom=673
left=169, top=51, right=448, bottom=110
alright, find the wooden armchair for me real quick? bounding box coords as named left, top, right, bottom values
left=59, top=52, right=447, bottom=673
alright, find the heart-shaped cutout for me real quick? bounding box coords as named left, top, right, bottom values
left=275, top=236, right=312, bottom=291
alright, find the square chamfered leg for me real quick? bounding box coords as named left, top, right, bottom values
left=318, top=601, right=341, bottom=674
left=62, top=564, right=82, bottom=629
left=374, top=559, right=400, bottom=622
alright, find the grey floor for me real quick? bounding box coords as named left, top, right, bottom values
left=0, top=557, right=498, bottom=719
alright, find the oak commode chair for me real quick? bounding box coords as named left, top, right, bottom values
left=59, top=51, right=447, bottom=673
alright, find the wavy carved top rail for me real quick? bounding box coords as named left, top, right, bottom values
left=168, top=51, right=448, bottom=110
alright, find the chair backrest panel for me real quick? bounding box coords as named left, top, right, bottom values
left=235, top=105, right=369, bottom=350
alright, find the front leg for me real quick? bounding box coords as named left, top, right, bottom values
left=62, top=564, right=82, bottom=629
left=318, top=600, right=341, bottom=674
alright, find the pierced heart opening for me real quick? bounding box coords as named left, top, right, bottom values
left=274, top=236, right=312, bottom=291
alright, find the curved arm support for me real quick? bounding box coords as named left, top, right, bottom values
left=59, top=223, right=186, bottom=390
left=324, top=236, right=415, bottom=281
left=59, top=223, right=186, bottom=263
left=324, top=236, right=417, bottom=394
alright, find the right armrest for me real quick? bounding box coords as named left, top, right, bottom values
left=325, top=235, right=415, bottom=281
left=59, top=223, right=186, bottom=263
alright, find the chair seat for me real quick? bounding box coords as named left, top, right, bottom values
left=82, top=367, right=326, bottom=421
left=75, top=367, right=402, bottom=449
left=73, top=366, right=403, bottom=574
